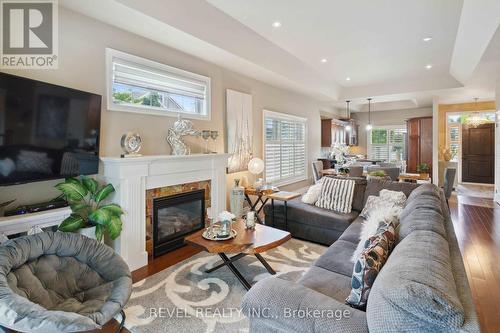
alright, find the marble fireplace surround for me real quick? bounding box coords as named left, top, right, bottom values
left=100, top=154, right=229, bottom=271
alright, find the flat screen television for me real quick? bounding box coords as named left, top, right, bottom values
left=0, top=73, right=101, bottom=186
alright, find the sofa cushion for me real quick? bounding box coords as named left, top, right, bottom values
left=266, top=198, right=358, bottom=232
left=338, top=217, right=363, bottom=244
left=398, top=184, right=446, bottom=241
left=346, top=221, right=396, bottom=309
left=313, top=240, right=356, bottom=276
left=298, top=266, right=352, bottom=302
left=367, top=230, right=465, bottom=332
left=363, top=179, right=419, bottom=205
left=316, top=178, right=356, bottom=213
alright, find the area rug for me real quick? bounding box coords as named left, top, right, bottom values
left=124, top=238, right=326, bottom=333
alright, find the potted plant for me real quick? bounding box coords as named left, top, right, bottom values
left=338, top=167, right=350, bottom=176
left=367, top=170, right=390, bottom=181
left=416, top=163, right=430, bottom=178
left=55, top=176, right=123, bottom=241
left=392, top=146, right=403, bottom=161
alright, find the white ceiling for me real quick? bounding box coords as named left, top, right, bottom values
left=208, top=0, right=462, bottom=88
left=61, top=0, right=500, bottom=112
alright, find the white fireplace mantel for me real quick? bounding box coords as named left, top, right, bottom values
left=100, top=153, right=229, bottom=271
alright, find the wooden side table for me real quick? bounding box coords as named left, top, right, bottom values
left=266, top=191, right=301, bottom=231
left=244, top=187, right=278, bottom=224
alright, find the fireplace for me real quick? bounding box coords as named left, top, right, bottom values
left=152, top=189, right=205, bottom=258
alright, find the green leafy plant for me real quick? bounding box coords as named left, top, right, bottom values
left=368, top=170, right=387, bottom=177
left=416, top=163, right=430, bottom=173
left=56, top=176, right=123, bottom=241
left=338, top=167, right=350, bottom=175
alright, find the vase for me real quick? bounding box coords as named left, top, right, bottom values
left=77, top=226, right=96, bottom=240
left=218, top=220, right=231, bottom=238
left=230, top=179, right=245, bottom=218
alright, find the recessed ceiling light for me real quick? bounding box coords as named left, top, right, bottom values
left=272, top=21, right=282, bottom=28
left=321, top=58, right=328, bottom=63
left=425, top=64, right=433, bottom=69
left=346, top=77, right=351, bottom=81
left=422, top=37, right=433, bottom=42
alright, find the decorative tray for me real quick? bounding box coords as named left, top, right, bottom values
left=202, top=227, right=237, bottom=241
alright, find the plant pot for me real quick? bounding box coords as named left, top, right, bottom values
left=77, top=226, right=96, bottom=239
left=420, top=173, right=429, bottom=179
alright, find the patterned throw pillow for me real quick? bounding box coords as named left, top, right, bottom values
left=379, top=189, right=407, bottom=206
left=346, top=220, right=397, bottom=309
left=315, top=177, right=355, bottom=213
left=359, top=190, right=406, bottom=219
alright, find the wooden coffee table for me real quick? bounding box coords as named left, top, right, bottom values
left=184, top=220, right=291, bottom=290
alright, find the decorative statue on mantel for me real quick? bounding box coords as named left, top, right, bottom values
left=166, top=114, right=200, bottom=155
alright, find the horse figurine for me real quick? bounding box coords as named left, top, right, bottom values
left=166, top=114, right=200, bottom=155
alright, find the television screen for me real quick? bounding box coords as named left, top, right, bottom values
left=0, top=73, right=101, bottom=186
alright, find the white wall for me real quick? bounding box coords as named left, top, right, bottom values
left=351, top=107, right=433, bottom=155
left=0, top=7, right=337, bottom=207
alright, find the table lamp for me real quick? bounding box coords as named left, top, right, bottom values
left=248, top=157, right=265, bottom=188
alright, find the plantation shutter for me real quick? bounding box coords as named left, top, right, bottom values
left=112, top=58, right=207, bottom=100
left=369, top=126, right=407, bottom=162
left=264, top=111, right=307, bottom=185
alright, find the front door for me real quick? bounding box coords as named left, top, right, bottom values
left=462, top=122, right=494, bottom=183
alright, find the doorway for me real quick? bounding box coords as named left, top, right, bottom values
left=462, top=122, right=494, bottom=183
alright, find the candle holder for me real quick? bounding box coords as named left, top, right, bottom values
left=210, top=130, right=219, bottom=153
left=201, top=130, right=211, bottom=154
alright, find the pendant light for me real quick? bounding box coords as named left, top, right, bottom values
left=365, top=98, right=373, bottom=131
left=466, top=98, right=488, bottom=128
left=345, top=100, right=352, bottom=131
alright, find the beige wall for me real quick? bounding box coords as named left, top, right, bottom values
left=351, top=107, right=433, bottom=155
left=0, top=8, right=336, bottom=207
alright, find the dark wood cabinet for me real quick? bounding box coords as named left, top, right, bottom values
left=406, top=116, right=433, bottom=174
left=321, top=119, right=332, bottom=147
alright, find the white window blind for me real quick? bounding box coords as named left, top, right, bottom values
left=368, top=126, right=407, bottom=162
left=264, top=110, right=307, bottom=185
left=106, top=48, right=211, bottom=119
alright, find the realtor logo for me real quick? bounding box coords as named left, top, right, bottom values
left=1, top=0, right=58, bottom=69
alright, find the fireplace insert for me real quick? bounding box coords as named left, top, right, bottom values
left=152, top=189, right=205, bottom=258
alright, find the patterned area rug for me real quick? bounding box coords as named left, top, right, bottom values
left=124, top=238, right=326, bottom=333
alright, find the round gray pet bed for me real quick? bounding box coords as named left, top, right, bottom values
left=0, top=231, right=132, bottom=333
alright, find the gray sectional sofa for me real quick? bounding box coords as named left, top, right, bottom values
left=264, top=177, right=418, bottom=245
left=243, top=179, right=480, bottom=333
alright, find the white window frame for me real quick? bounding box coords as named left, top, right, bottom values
left=446, top=113, right=462, bottom=163
left=263, top=110, right=308, bottom=187
left=367, top=125, right=407, bottom=162
left=105, top=48, right=211, bottom=120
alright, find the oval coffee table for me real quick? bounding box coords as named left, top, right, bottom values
left=184, top=219, right=291, bottom=290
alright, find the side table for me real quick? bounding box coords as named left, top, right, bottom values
left=266, top=191, right=301, bottom=231
left=244, top=187, right=278, bottom=224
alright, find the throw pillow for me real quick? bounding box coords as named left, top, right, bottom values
left=359, top=190, right=406, bottom=220
left=351, top=206, right=401, bottom=263
left=315, top=177, right=355, bottom=213
left=346, top=221, right=397, bottom=309
left=301, top=179, right=323, bottom=204
left=379, top=189, right=407, bottom=206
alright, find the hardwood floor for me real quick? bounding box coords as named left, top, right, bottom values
left=448, top=194, right=500, bottom=333
left=103, top=193, right=500, bottom=333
